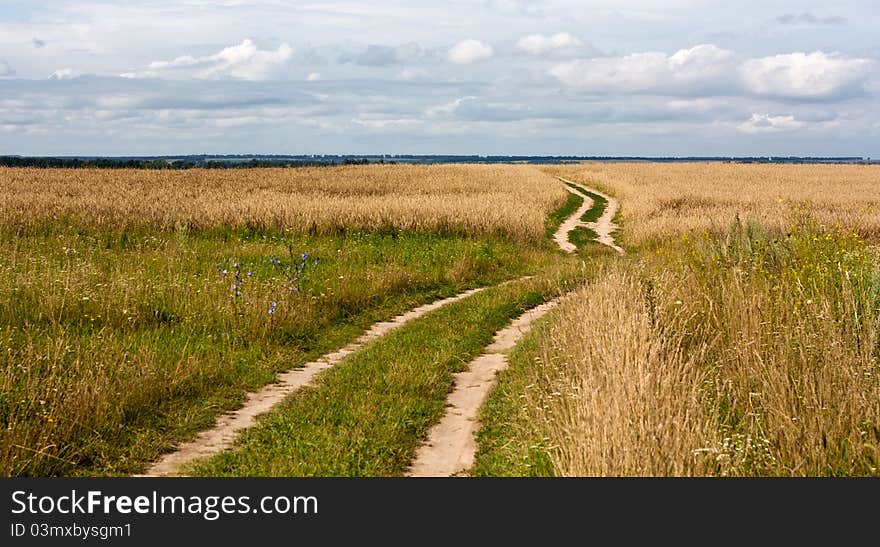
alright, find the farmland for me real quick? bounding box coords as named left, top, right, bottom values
left=475, top=163, right=880, bottom=477
left=0, top=164, right=572, bottom=476
left=2, top=162, right=879, bottom=477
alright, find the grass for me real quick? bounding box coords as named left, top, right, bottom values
left=477, top=218, right=880, bottom=476
left=565, top=182, right=608, bottom=223
left=471, top=310, right=560, bottom=477
left=0, top=224, right=559, bottom=476
left=190, top=269, right=587, bottom=476
left=568, top=226, right=600, bottom=249
left=545, top=191, right=583, bottom=239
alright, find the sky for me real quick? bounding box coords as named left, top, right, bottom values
left=0, top=1, right=878, bottom=156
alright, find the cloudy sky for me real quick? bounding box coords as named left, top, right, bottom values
left=1, top=1, right=878, bottom=156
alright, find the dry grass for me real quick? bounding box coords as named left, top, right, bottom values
left=521, top=221, right=880, bottom=476
left=544, top=163, right=880, bottom=246
left=0, top=164, right=566, bottom=241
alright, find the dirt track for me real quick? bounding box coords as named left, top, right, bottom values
left=556, top=177, right=624, bottom=254
left=407, top=299, right=560, bottom=476
left=140, top=176, right=622, bottom=477
left=407, top=177, right=624, bottom=476
left=141, top=287, right=487, bottom=476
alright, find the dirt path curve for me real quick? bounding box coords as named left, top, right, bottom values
left=553, top=186, right=594, bottom=253
left=408, top=177, right=625, bottom=477
left=556, top=177, right=625, bottom=255
left=142, top=176, right=621, bottom=477
left=141, top=286, right=488, bottom=477
left=407, top=298, right=560, bottom=476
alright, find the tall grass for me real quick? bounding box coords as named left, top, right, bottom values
left=513, top=219, right=880, bottom=476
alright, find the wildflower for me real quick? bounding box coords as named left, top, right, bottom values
left=268, top=301, right=278, bottom=315
left=301, top=252, right=309, bottom=261
left=246, top=271, right=253, bottom=277
left=220, top=269, right=228, bottom=276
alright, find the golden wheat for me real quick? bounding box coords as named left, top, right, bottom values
left=544, top=163, right=880, bottom=246
left=0, top=164, right=567, bottom=241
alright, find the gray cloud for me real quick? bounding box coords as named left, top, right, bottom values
left=345, top=42, right=428, bottom=66
left=0, top=1, right=878, bottom=156
left=775, top=13, right=847, bottom=26
left=0, top=61, right=14, bottom=77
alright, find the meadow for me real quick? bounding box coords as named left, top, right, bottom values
left=0, top=164, right=569, bottom=476
left=3, top=161, right=878, bottom=477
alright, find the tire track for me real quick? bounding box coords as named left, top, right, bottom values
left=407, top=298, right=561, bottom=477
left=141, top=176, right=622, bottom=477
left=555, top=177, right=625, bottom=254
left=141, top=287, right=488, bottom=476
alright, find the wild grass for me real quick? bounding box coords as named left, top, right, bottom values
left=0, top=164, right=567, bottom=241
left=483, top=218, right=880, bottom=476
left=564, top=183, right=607, bottom=223
left=545, top=191, right=583, bottom=239
left=0, top=226, right=557, bottom=476
left=544, top=163, right=880, bottom=247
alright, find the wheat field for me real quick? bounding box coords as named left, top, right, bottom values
left=544, top=163, right=880, bottom=246
left=506, top=164, right=880, bottom=476
left=0, top=164, right=567, bottom=241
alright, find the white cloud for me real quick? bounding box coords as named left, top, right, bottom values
left=397, top=68, right=429, bottom=81
left=550, top=44, right=737, bottom=94
left=142, top=39, right=293, bottom=81
left=551, top=45, right=873, bottom=101
left=447, top=39, right=493, bottom=64
left=306, top=72, right=321, bottom=81
left=0, top=61, right=15, bottom=77
left=149, top=55, right=199, bottom=70
left=517, top=32, right=582, bottom=55
left=737, top=113, right=806, bottom=134
left=741, top=51, right=871, bottom=100
left=426, top=96, right=477, bottom=117
left=49, top=68, right=79, bottom=80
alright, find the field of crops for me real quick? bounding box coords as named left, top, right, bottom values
left=473, top=164, right=880, bottom=477
left=0, top=164, right=566, bottom=241
left=3, top=162, right=879, bottom=477
left=0, top=164, right=570, bottom=476
left=543, top=163, right=880, bottom=247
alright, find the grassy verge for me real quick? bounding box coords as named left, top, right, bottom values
left=545, top=192, right=583, bottom=239
left=1, top=227, right=558, bottom=476
left=565, top=182, right=608, bottom=223
left=190, top=266, right=588, bottom=476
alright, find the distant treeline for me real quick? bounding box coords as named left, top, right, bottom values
left=0, top=156, right=376, bottom=169
left=0, top=155, right=873, bottom=169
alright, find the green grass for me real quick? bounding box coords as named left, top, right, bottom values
left=545, top=192, right=584, bottom=239
left=568, top=226, right=600, bottom=249
left=565, top=183, right=607, bottom=223
left=0, top=226, right=559, bottom=476
left=190, top=268, right=588, bottom=476
left=470, top=320, right=557, bottom=477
